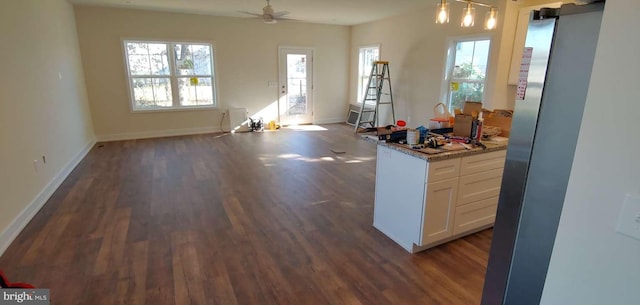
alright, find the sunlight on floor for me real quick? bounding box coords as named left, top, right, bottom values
left=278, top=153, right=301, bottom=159
left=259, top=154, right=374, bottom=165
left=283, top=125, right=328, bottom=131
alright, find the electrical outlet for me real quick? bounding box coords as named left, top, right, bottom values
left=33, top=159, right=40, bottom=172
left=616, top=193, right=640, bottom=241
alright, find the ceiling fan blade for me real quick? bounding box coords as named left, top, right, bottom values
left=274, top=16, right=302, bottom=22
left=272, top=11, right=290, bottom=18
left=238, top=11, right=264, bottom=17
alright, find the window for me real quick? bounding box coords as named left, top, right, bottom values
left=443, top=38, right=490, bottom=111
left=357, top=45, right=380, bottom=104
left=123, top=40, right=216, bottom=111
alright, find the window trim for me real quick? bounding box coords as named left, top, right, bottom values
left=122, top=39, right=219, bottom=113
left=356, top=44, right=381, bottom=105
left=440, top=35, right=492, bottom=111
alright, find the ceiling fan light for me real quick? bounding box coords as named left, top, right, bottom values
left=461, top=2, right=475, bottom=28
left=485, top=8, right=498, bottom=30
left=435, top=0, right=450, bottom=24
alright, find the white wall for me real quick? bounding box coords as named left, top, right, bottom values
left=540, top=1, right=640, bottom=304
left=0, top=0, right=95, bottom=253
left=74, top=6, right=350, bottom=140
left=349, top=0, right=575, bottom=126
left=349, top=1, right=508, bottom=127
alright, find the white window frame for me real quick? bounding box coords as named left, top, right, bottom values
left=440, top=35, right=492, bottom=111
left=122, top=39, right=218, bottom=112
left=357, top=44, right=380, bottom=104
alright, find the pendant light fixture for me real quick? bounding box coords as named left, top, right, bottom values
left=485, top=7, right=498, bottom=30
left=436, top=0, right=498, bottom=30
left=436, top=0, right=450, bottom=24
left=461, top=1, right=475, bottom=28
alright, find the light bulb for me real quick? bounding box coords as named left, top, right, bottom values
left=485, top=8, right=498, bottom=30
left=435, top=1, right=449, bottom=24
left=461, top=2, right=475, bottom=28
left=438, top=8, right=448, bottom=23
left=463, top=13, right=473, bottom=27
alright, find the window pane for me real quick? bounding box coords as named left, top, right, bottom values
left=357, top=46, right=379, bottom=103
left=128, top=54, right=150, bottom=75
left=132, top=77, right=172, bottom=109
left=452, top=40, right=490, bottom=80
left=473, top=40, right=490, bottom=76
left=454, top=41, right=475, bottom=67
left=178, top=77, right=214, bottom=106
left=449, top=82, right=484, bottom=110
left=174, top=44, right=212, bottom=76
left=126, top=42, right=169, bottom=76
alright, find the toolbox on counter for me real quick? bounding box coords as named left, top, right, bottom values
left=378, top=127, right=453, bottom=143
left=378, top=130, right=407, bottom=142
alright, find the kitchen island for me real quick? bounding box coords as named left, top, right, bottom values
left=373, top=140, right=507, bottom=253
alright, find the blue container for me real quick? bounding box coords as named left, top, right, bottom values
left=416, top=126, right=428, bottom=143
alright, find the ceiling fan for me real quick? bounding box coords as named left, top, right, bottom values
left=240, top=0, right=297, bottom=24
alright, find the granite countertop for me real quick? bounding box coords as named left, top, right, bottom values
left=362, top=135, right=508, bottom=161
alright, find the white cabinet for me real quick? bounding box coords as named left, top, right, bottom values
left=457, top=168, right=504, bottom=206
left=428, top=158, right=461, bottom=182
left=455, top=151, right=505, bottom=235
left=373, top=145, right=427, bottom=251
left=421, top=178, right=458, bottom=245
left=460, top=150, right=506, bottom=176
left=454, top=196, right=499, bottom=235
left=373, top=146, right=506, bottom=253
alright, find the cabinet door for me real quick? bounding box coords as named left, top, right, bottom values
left=421, top=178, right=458, bottom=246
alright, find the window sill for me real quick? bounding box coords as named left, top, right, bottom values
left=131, top=105, right=218, bottom=114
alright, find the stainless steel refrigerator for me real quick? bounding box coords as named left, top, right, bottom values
left=482, top=2, right=605, bottom=305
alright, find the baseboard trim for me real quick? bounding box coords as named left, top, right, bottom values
left=314, top=117, right=346, bottom=125
left=96, top=126, right=221, bottom=142
left=0, top=137, right=96, bottom=256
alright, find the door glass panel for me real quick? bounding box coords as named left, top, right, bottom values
left=286, top=54, right=307, bottom=115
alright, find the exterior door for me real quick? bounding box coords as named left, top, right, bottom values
left=278, top=47, right=313, bottom=125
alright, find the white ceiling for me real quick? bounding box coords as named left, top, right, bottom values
left=68, top=0, right=435, bottom=26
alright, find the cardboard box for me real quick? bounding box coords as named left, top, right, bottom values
left=453, top=114, right=474, bottom=137
left=463, top=102, right=483, bottom=116
left=484, top=109, right=513, bottom=137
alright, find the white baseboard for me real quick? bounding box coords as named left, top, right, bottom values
left=96, top=126, right=221, bottom=142
left=314, top=117, right=346, bottom=125
left=0, top=137, right=96, bottom=256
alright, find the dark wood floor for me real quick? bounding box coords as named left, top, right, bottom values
left=0, top=124, right=492, bottom=304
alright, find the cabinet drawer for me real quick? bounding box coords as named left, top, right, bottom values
left=453, top=196, right=498, bottom=235
left=457, top=168, right=504, bottom=206
left=460, top=150, right=506, bottom=176
left=427, top=158, right=461, bottom=183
